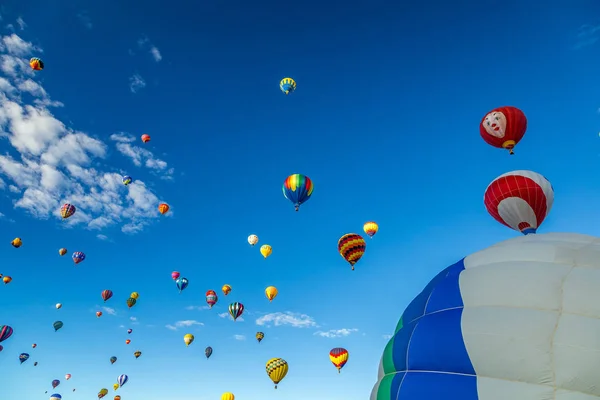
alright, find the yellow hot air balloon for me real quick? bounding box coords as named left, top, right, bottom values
left=184, top=333, right=194, bottom=346
left=130, top=292, right=139, bottom=300
left=221, top=393, right=235, bottom=400
left=266, top=358, right=288, bottom=389
left=11, top=238, right=22, bottom=248
left=248, top=234, right=259, bottom=246
left=113, top=383, right=119, bottom=391
left=222, top=284, right=232, bottom=295
left=363, top=221, right=379, bottom=238
left=265, top=286, right=278, bottom=302
left=59, top=248, right=67, bottom=256
left=99, top=388, right=109, bottom=397
left=260, top=244, right=272, bottom=259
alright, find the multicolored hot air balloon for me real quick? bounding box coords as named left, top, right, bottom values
left=117, top=374, right=128, bottom=387
left=52, top=379, right=60, bottom=389
left=282, top=173, right=313, bottom=211
left=279, top=77, right=296, bottom=95
left=222, top=393, right=235, bottom=400
left=60, top=203, right=76, bottom=219
left=260, top=244, right=272, bottom=259
left=125, top=339, right=131, bottom=345
left=256, top=332, right=265, bottom=343
left=248, top=234, right=259, bottom=246
left=122, top=176, right=132, bottom=185
left=134, top=351, right=141, bottom=359
left=184, top=334, right=194, bottom=346
left=158, top=203, right=169, bottom=215
left=171, top=271, right=180, bottom=280
left=126, top=298, right=136, bottom=309
left=176, top=277, right=188, bottom=293
left=65, top=374, right=71, bottom=380
left=53, top=321, right=63, bottom=332
left=98, top=388, right=108, bottom=399
left=329, top=347, right=349, bottom=373
left=228, top=302, right=244, bottom=321
left=338, top=233, right=366, bottom=270
left=205, top=346, right=213, bottom=359
left=484, top=170, right=554, bottom=235
left=110, top=356, right=117, bottom=364
left=480, top=106, right=527, bottom=155
left=96, top=311, right=102, bottom=318
left=101, top=290, right=113, bottom=302
left=32, top=343, right=37, bottom=348
left=127, top=329, right=132, bottom=334
left=58, top=248, right=67, bottom=256
left=11, top=237, right=22, bottom=248
left=206, top=290, right=218, bottom=308
left=363, top=222, right=379, bottom=238
left=266, top=358, right=288, bottom=389
left=222, top=284, right=232, bottom=295
left=30, top=57, right=44, bottom=70
left=49, top=394, right=61, bottom=400
left=265, top=286, right=278, bottom=302
left=72, top=252, right=85, bottom=264
left=19, top=353, right=29, bottom=363
left=141, top=134, right=150, bottom=143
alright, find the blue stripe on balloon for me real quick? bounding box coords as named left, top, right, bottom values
left=398, top=371, right=478, bottom=400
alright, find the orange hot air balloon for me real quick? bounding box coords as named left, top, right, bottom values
left=96, top=311, right=102, bottom=318
left=141, top=134, right=150, bottom=143
left=58, top=248, right=67, bottom=256
left=3, top=276, right=12, bottom=284
left=222, top=284, right=232, bottom=295
left=125, top=339, right=131, bottom=345
left=158, top=203, right=169, bottom=215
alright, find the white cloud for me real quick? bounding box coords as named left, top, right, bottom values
left=165, top=319, right=203, bottom=330
left=16, top=17, right=26, bottom=31
left=0, top=34, right=169, bottom=235
left=109, top=132, right=174, bottom=179
left=218, top=312, right=244, bottom=322
left=102, top=306, right=116, bottom=315
left=149, top=46, right=162, bottom=62
left=77, top=12, right=92, bottom=29
left=233, top=334, right=246, bottom=341
left=314, top=328, right=358, bottom=338
left=130, top=316, right=137, bottom=321
left=96, top=234, right=108, bottom=241
left=137, top=37, right=162, bottom=62
left=255, top=311, right=317, bottom=328
left=129, top=74, right=146, bottom=93
left=185, top=305, right=209, bottom=311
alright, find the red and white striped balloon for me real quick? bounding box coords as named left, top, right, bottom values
left=484, top=170, right=554, bottom=235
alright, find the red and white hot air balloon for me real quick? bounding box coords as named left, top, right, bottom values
left=480, top=106, right=527, bottom=155
left=484, top=170, right=554, bottom=235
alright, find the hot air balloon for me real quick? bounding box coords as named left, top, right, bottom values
left=141, top=134, right=150, bottom=143
left=130, top=292, right=139, bottom=299
left=282, top=174, right=313, bottom=211
left=206, top=290, right=218, bottom=308
left=60, top=203, right=76, bottom=219
left=480, top=106, right=527, bottom=155
left=117, top=374, right=128, bottom=387
left=2, top=276, right=12, bottom=284
left=11, top=237, right=22, bottom=248
left=222, top=284, right=232, bottom=295
left=484, top=170, right=554, bottom=235
left=370, top=232, right=600, bottom=400
left=127, top=329, right=132, bottom=334
left=184, top=334, right=194, bottom=346
left=0, top=345, right=3, bottom=352
left=114, top=396, right=121, bottom=400
left=248, top=234, right=259, bottom=246
left=265, top=286, right=278, bottom=302
left=266, top=358, right=288, bottom=389
left=58, top=248, right=67, bottom=256
left=363, top=222, right=379, bottom=238
left=222, top=393, right=235, bottom=400
left=55, top=303, right=62, bottom=309
left=113, top=384, right=119, bottom=391
left=256, top=332, right=265, bottom=343
left=134, top=351, right=141, bottom=359
left=125, top=339, right=131, bottom=345
left=96, top=311, right=102, bottom=318
left=171, top=271, right=180, bottom=280
left=338, top=233, right=366, bottom=270
left=34, top=361, right=38, bottom=366
left=279, top=77, right=296, bottom=95
left=53, top=321, right=63, bottom=332
left=65, top=374, right=71, bottom=380
left=122, top=176, right=132, bottom=185
left=98, top=388, right=108, bottom=399
left=158, top=203, right=169, bottom=214
left=19, top=353, right=29, bottom=364
left=101, top=290, right=113, bottom=302
left=260, top=244, right=272, bottom=259
left=32, top=343, right=37, bottom=348
left=176, top=277, right=188, bottom=293
left=29, top=57, right=44, bottom=70
left=52, top=379, right=60, bottom=389
left=329, top=347, right=349, bottom=373
left=126, top=297, right=136, bottom=308
left=72, top=252, right=85, bottom=264
left=110, top=356, right=117, bottom=364
left=228, top=302, right=244, bottom=321
left=49, top=395, right=61, bottom=400
left=205, top=346, right=213, bottom=359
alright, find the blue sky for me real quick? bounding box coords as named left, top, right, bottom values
left=0, top=1, right=599, bottom=399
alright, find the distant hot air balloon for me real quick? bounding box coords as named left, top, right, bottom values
left=329, top=347, right=349, bottom=373
left=222, top=392, right=235, bottom=400
left=127, top=329, right=132, bottom=334
left=113, top=383, right=119, bottom=391
left=125, top=339, right=131, bottom=345
left=228, top=302, right=244, bottom=321
left=32, top=343, right=37, bottom=348
left=65, top=374, right=71, bottom=380
left=72, top=252, right=85, bottom=264
left=248, top=234, right=259, bottom=246
left=363, top=222, right=379, bottom=238
left=480, top=106, right=527, bottom=155
left=49, top=394, right=61, bottom=400
left=130, top=292, right=139, bottom=299
left=282, top=174, right=313, bottom=211
left=141, top=134, right=150, bottom=143
left=11, top=238, right=22, bottom=248
left=205, top=346, right=213, bottom=359
left=114, top=396, right=121, bottom=400
left=484, top=170, right=554, bottom=235
left=52, top=379, right=60, bottom=389
left=206, top=290, right=218, bottom=308
left=171, top=271, right=180, bottom=280
left=158, top=203, right=169, bottom=215
left=279, top=77, right=296, bottom=95
left=126, top=298, right=136, bottom=308
left=60, top=203, right=76, bottom=219
left=176, top=277, right=188, bottom=293
left=266, top=358, right=288, bottom=389
left=98, top=388, right=108, bottom=399
left=338, top=233, right=366, bottom=271
left=122, top=176, right=132, bottom=185
left=0, top=345, right=3, bottom=352
left=55, top=303, right=62, bottom=309
left=30, top=57, right=44, bottom=70
left=260, top=244, right=272, bottom=259
left=19, top=353, right=29, bottom=363
left=117, top=374, right=128, bottom=387
left=0, top=326, right=10, bottom=345
left=265, top=286, right=278, bottom=302
left=110, top=356, right=117, bottom=364
left=53, top=321, right=63, bottom=332
left=58, top=248, right=67, bottom=256
left=222, top=284, right=232, bottom=295
left=2, top=276, right=12, bottom=284
left=134, top=351, right=141, bottom=359
left=256, top=332, right=265, bottom=343
left=96, top=311, right=102, bottom=318
left=101, top=290, right=113, bottom=302
left=184, top=334, right=194, bottom=346
left=34, top=361, right=38, bottom=366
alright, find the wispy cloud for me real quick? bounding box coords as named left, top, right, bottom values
left=382, top=334, right=393, bottom=339
left=102, top=306, right=116, bottom=315
left=109, top=133, right=174, bottom=179
left=574, top=24, right=600, bottom=49
left=130, top=316, right=139, bottom=325
left=137, top=36, right=162, bottom=62
left=77, top=11, right=92, bottom=29
left=218, top=312, right=244, bottom=322
left=129, top=73, right=146, bottom=93
left=314, top=328, right=358, bottom=338
left=255, top=312, right=317, bottom=328
left=233, top=334, right=246, bottom=341
left=16, top=17, right=26, bottom=31
left=186, top=305, right=210, bottom=311
left=96, top=234, right=109, bottom=241
left=165, top=320, right=203, bottom=330
left=0, top=33, right=168, bottom=234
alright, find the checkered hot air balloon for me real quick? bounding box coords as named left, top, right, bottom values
left=338, top=233, right=366, bottom=271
